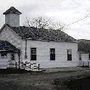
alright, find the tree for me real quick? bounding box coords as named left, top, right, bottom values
left=49, top=21, right=66, bottom=31
left=25, top=16, right=66, bottom=31
left=25, top=17, right=51, bottom=29
left=25, top=14, right=89, bottom=31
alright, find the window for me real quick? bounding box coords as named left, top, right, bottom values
left=79, top=54, right=82, bottom=60
left=31, top=48, right=37, bottom=60
left=50, top=48, right=55, bottom=60
left=89, top=53, right=90, bottom=60
left=11, top=53, right=15, bottom=60
left=67, top=49, right=72, bottom=61
left=1, top=52, right=7, bottom=58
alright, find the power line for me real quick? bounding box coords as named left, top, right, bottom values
left=66, top=15, right=90, bottom=27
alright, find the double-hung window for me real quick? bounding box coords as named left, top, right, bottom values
left=50, top=48, right=55, bottom=60
left=31, top=48, right=37, bottom=60
left=67, top=49, right=72, bottom=61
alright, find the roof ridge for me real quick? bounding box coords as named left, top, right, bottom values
left=3, top=25, right=76, bottom=43
left=3, top=6, right=22, bottom=15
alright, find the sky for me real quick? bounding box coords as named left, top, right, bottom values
left=0, top=0, right=90, bottom=39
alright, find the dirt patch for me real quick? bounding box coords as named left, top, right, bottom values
left=0, top=69, right=90, bottom=90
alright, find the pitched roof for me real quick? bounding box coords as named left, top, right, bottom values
left=0, top=40, right=20, bottom=52
left=9, top=26, right=76, bottom=43
left=3, top=7, right=22, bottom=15
left=0, top=24, right=76, bottom=43
left=78, top=39, right=90, bottom=53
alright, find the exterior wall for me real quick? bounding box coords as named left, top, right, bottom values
left=21, top=40, right=79, bottom=68
left=0, top=26, right=21, bottom=68
left=0, top=53, right=9, bottom=69
left=5, top=14, right=20, bottom=27
left=79, top=53, right=90, bottom=66
left=8, top=53, right=19, bottom=68
left=81, top=53, right=89, bottom=61
left=0, top=53, right=19, bottom=69
left=0, top=26, right=79, bottom=69
left=0, top=26, right=22, bottom=49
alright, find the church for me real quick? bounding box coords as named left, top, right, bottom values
left=0, top=7, right=79, bottom=69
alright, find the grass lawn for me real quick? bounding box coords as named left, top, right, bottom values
left=0, top=68, right=90, bottom=90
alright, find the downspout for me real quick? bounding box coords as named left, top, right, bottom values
left=18, top=51, right=21, bottom=69
left=25, top=39, right=27, bottom=59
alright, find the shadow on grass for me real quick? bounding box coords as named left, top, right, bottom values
left=65, top=77, right=90, bottom=90
left=53, top=76, right=90, bottom=90
left=0, top=81, right=48, bottom=90
left=0, top=68, right=28, bottom=74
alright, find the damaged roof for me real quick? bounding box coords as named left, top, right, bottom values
left=0, top=24, right=76, bottom=43
left=10, top=26, right=76, bottom=43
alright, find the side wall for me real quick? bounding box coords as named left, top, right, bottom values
left=21, top=40, right=79, bottom=68
left=79, top=53, right=90, bottom=66
left=0, top=53, right=19, bottom=69
left=81, top=53, right=89, bottom=61
left=0, top=26, right=22, bottom=48
left=5, top=14, right=20, bottom=27
left=0, top=26, right=79, bottom=68
left=0, top=26, right=22, bottom=68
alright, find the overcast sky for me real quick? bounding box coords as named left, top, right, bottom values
left=0, top=0, right=90, bottom=39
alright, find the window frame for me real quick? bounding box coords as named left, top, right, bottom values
left=67, top=49, right=72, bottom=61
left=30, top=48, right=37, bottom=61
left=50, top=48, right=55, bottom=61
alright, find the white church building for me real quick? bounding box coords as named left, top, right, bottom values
left=0, top=7, right=79, bottom=69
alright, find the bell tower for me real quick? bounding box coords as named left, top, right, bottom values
left=3, top=6, right=22, bottom=27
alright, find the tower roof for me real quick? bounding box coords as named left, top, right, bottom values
left=3, top=6, right=22, bottom=15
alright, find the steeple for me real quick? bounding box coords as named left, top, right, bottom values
left=3, top=7, right=22, bottom=27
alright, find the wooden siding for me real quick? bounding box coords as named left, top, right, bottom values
left=0, top=26, right=22, bottom=48
left=21, top=40, right=79, bottom=68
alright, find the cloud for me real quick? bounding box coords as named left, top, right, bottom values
left=0, top=0, right=90, bottom=39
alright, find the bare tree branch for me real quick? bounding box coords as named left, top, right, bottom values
left=25, top=15, right=89, bottom=31
left=25, top=17, right=52, bottom=29
left=25, top=16, right=66, bottom=31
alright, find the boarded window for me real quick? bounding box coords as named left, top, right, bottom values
left=31, top=48, right=37, bottom=60
left=67, top=49, right=72, bottom=61
left=50, top=48, right=55, bottom=60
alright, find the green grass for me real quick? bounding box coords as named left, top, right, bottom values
left=0, top=69, right=90, bottom=90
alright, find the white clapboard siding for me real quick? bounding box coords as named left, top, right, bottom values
left=79, top=53, right=90, bottom=66
left=81, top=53, right=89, bottom=61
left=21, top=40, right=79, bottom=68
left=0, top=26, right=22, bottom=48
left=0, top=25, right=79, bottom=68
left=5, top=14, right=20, bottom=27
left=0, top=59, right=9, bottom=69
